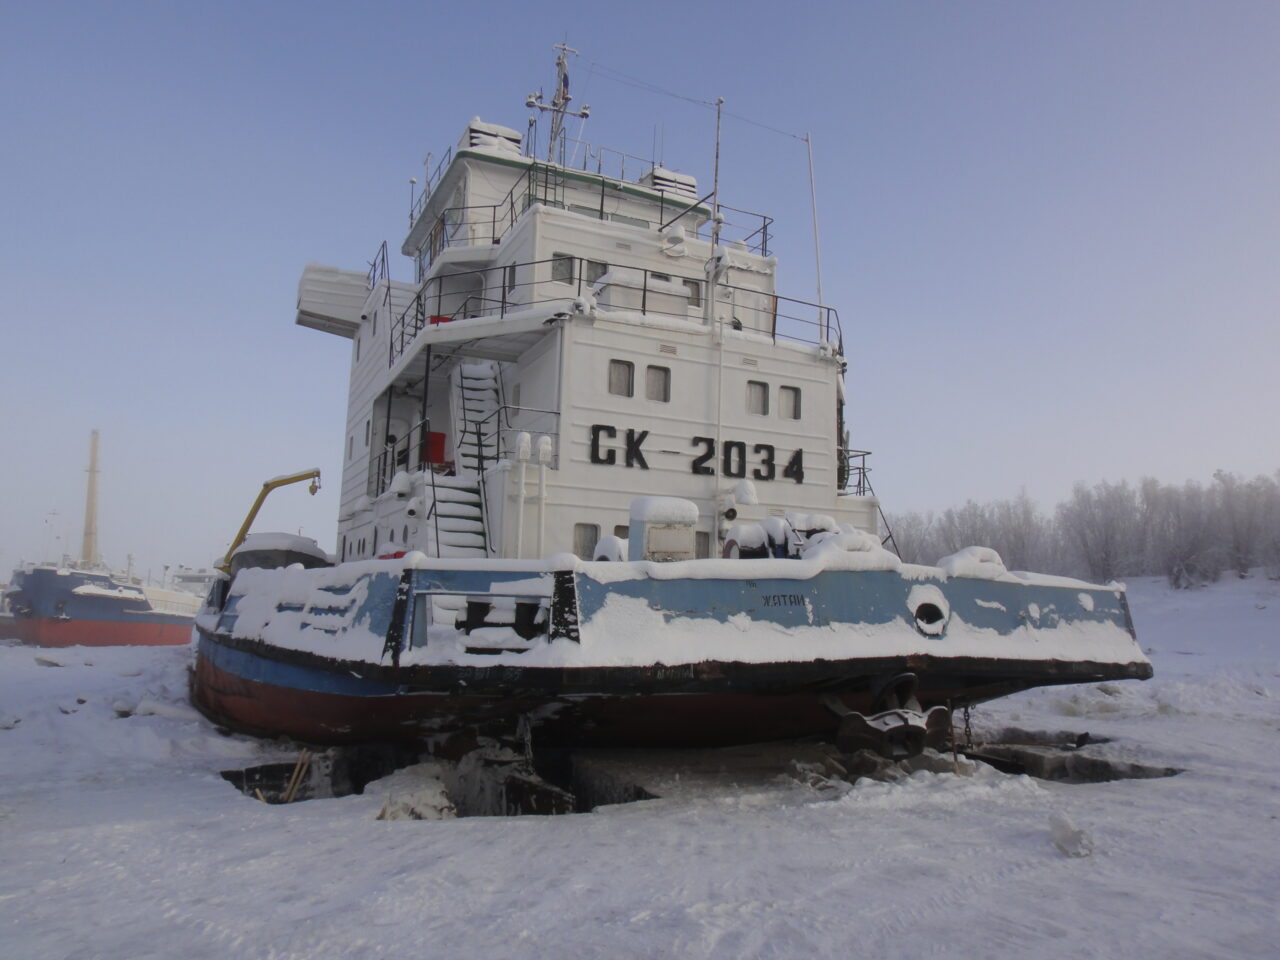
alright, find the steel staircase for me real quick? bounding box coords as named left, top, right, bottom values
left=421, top=475, right=487, bottom=559
left=451, top=360, right=503, bottom=478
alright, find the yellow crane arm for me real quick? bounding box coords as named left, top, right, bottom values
left=218, top=469, right=321, bottom=572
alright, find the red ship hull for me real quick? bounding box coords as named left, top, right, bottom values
left=14, top=616, right=193, bottom=647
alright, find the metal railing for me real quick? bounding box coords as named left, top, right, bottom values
left=367, top=418, right=448, bottom=498
left=409, top=148, right=454, bottom=227
left=409, top=158, right=774, bottom=277
left=466, top=405, right=561, bottom=476
left=365, top=240, right=389, bottom=290
left=389, top=255, right=843, bottom=365
left=840, top=448, right=872, bottom=496
left=367, top=407, right=561, bottom=494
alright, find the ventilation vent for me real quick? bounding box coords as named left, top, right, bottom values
left=460, top=118, right=523, bottom=153
left=639, top=167, right=698, bottom=202
left=741, top=357, right=759, bottom=367
left=659, top=344, right=677, bottom=356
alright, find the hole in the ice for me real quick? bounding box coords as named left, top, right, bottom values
left=220, top=743, right=421, bottom=805
left=220, top=742, right=584, bottom=816
left=959, top=728, right=1182, bottom=783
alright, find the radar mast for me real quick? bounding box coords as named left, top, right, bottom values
left=525, top=43, right=590, bottom=164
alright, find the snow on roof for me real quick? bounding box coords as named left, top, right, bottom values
left=629, top=497, right=700, bottom=524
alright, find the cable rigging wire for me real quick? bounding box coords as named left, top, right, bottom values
left=585, top=60, right=808, bottom=142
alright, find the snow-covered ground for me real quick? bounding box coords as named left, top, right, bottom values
left=1, top=576, right=1276, bottom=959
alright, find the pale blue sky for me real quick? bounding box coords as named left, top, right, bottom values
left=2, top=1, right=1277, bottom=577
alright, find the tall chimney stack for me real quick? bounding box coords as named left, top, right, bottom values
left=80, top=429, right=100, bottom=567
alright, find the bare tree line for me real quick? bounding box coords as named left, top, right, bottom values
left=885, top=471, right=1280, bottom=587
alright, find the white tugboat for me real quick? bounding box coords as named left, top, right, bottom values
left=193, top=49, right=1149, bottom=755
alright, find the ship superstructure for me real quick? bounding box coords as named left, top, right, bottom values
left=298, top=63, right=874, bottom=566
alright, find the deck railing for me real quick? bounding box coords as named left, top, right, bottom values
left=466, top=405, right=561, bottom=476
left=367, top=407, right=561, bottom=496
left=409, top=159, right=774, bottom=278
left=367, top=418, right=446, bottom=498
left=389, top=255, right=842, bottom=366
left=840, top=448, right=873, bottom=496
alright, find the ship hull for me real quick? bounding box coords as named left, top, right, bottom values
left=14, top=616, right=192, bottom=647
left=5, top=566, right=195, bottom=648
left=193, top=627, right=1149, bottom=747
left=191, top=556, right=1152, bottom=747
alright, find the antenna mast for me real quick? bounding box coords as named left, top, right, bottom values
left=80, top=429, right=100, bottom=568
left=526, top=43, right=590, bottom=163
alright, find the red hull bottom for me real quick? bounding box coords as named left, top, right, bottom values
left=192, top=651, right=854, bottom=748
left=15, top=617, right=192, bottom=647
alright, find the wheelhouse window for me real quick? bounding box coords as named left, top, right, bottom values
left=609, top=213, right=649, bottom=229
left=682, top=278, right=702, bottom=308
left=551, top=253, right=575, bottom=284
left=609, top=359, right=634, bottom=397
left=573, top=523, right=600, bottom=560
left=504, top=263, right=517, bottom=295
left=747, top=380, right=769, bottom=416
left=585, top=260, right=608, bottom=285
left=645, top=365, right=671, bottom=403
left=780, top=386, right=801, bottom=420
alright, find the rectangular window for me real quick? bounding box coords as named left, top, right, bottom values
left=347, top=436, right=353, bottom=461
left=608, top=359, right=634, bottom=397
left=613, top=525, right=629, bottom=539
left=645, top=365, right=671, bottom=402
left=364, top=419, right=370, bottom=447
left=682, top=278, right=702, bottom=307
left=511, top=383, right=521, bottom=408
left=411, top=594, right=430, bottom=650
left=780, top=386, right=801, bottom=420
left=573, top=523, right=600, bottom=560
left=695, top=531, right=711, bottom=559
left=356, top=335, right=361, bottom=362
left=747, top=380, right=769, bottom=416
left=551, top=253, right=574, bottom=284
left=371, top=310, right=377, bottom=336
left=504, top=264, right=517, bottom=294
left=585, top=259, right=608, bottom=284
left=609, top=213, right=649, bottom=229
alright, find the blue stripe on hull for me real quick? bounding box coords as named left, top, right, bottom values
left=198, top=632, right=401, bottom=697
left=574, top=568, right=1130, bottom=635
